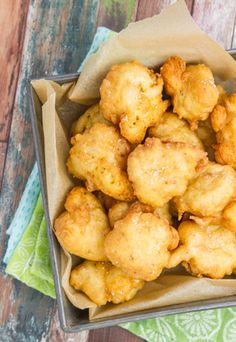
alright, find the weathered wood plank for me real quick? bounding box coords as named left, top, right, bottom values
left=0, top=0, right=29, bottom=141
left=0, top=1, right=99, bottom=341
left=231, top=19, right=236, bottom=49
left=135, top=0, right=194, bottom=20
left=96, top=0, right=138, bottom=31
left=0, top=142, right=7, bottom=191
left=47, top=307, right=89, bottom=342
left=88, top=326, right=144, bottom=342
left=192, top=0, right=236, bottom=49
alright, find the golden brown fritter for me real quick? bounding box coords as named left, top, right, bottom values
left=154, top=202, right=173, bottom=225
left=108, top=201, right=173, bottom=227
left=67, top=123, right=134, bottom=201
left=168, top=220, right=236, bottom=279
left=216, top=84, right=227, bottom=105
left=70, top=260, right=144, bottom=305
left=54, top=187, right=110, bottom=260
left=160, top=56, right=218, bottom=127
left=127, top=137, right=206, bottom=207
left=222, top=201, right=236, bottom=233
left=148, top=112, right=204, bottom=150
left=211, top=94, right=236, bottom=168
left=196, top=85, right=225, bottom=159
left=70, top=261, right=109, bottom=305
left=106, top=265, right=144, bottom=304
left=100, top=61, right=169, bottom=144
left=196, top=118, right=216, bottom=160
left=71, top=103, right=112, bottom=136
left=96, top=191, right=120, bottom=212
left=174, top=162, right=236, bottom=218
left=108, top=202, right=133, bottom=228
left=105, top=203, right=179, bottom=281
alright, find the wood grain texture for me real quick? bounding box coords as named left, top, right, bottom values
left=47, top=307, right=89, bottom=342
left=0, top=142, right=7, bottom=191
left=0, top=1, right=99, bottom=341
left=96, top=0, right=138, bottom=31
left=135, top=0, right=193, bottom=20
left=192, top=0, right=236, bottom=49
left=232, top=19, right=236, bottom=49
left=0, top=0, right=30, bottom=142
left=88, top=326, right=144, bottom=342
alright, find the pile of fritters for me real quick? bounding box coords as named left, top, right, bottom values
left=55, top=56, right=236, bottom=306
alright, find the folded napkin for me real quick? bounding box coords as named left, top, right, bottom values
left=6, top=194, right=55, bottom=298
left=4, top=163, right=41, bottom=263
left=4, top=26, right=236, bottom=342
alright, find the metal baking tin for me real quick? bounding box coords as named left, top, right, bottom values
left=29, top=50, right=236, bottom=332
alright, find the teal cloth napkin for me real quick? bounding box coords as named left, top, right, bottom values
left=4, top=163, right=40, bottom=263
left=4, top=26, right=236, bottom=341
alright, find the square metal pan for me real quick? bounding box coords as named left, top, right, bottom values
left=29, top=49, right=236, bottom=333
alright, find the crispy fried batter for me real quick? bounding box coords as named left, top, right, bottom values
left=96, top=191, right=120, bottom=212
left=211, top=105, right=227, bottom=132
left=211, top=94, right=236, bottom=168
left=106, top=265, right=144, bottom=304
left=174, top=162, right=236, bottom=218
left=160, top=56, right=218, bottom=127
left=222, top=201, right=236, bottom=233
left=100, top=61, right=169, bottom=144
left=108, top=202, right=133, bottom=228
left=70, top=261, right=109, bottom=305
left=105, top=204, right=179, bottom=281
left=216, top=84, right=227, bottom=105
left=154, top=202, right=173, bottom=225
left=196, top=118, right=216, bottom=160
left=168, top=220, right=236, bottom=279
left=127, top=137, right=206, bottom=207
left=54, top=187, right=110, bottom=260
left=67, top=123, right=134, bottom=201
left=71, top=103, right=112, bottom=136
left=108, top=201, right=172, bottom=227
left=148, top=112, right=204, bottom=149
left=70, top=260, right=144, bottom=305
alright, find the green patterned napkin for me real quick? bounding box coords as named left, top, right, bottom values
left=122, top=308, right=236, bottom=342
left=6, top=194, right=56, bottom=298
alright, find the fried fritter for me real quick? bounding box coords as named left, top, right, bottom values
left=108, top=201, right=172, bottom=227
left=96, top=191, right=120, bottom=212
left=127, top=137, right=206, bottom=207
left=160, top=56, right=218, bottom=127
left=71, top=103, right=112, bottom=136
left=211, top=93, right=236, bottom=168
left=174, top=162, right=236, bottom=218
left=168, top=220, right=236, bottom=279
left=54, top=187, right=110, bottom=260
left=67, top=123, right=134, bottom=201
left=154, top=202, right=173, bottom=225
left=106, top=265, right=144, bottom=304
left=70, top=260, right=144, bottom=305
left=196, top=118, right=216, bottom=160
left=108, top=201, right=133, bottom=228
left=148, top=112, right=204, bottom=150
left=105, top=203, right=179, bottom=281
left=222, top=201, right=236, bottom=233
left=196, top=85, right=225, bottom=159
left=70, top=261, right=109, bottom=305
left=100, top=61, right=169, bottom=144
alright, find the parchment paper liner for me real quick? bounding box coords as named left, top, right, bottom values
left=31, top=0, right=236, bottom=320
